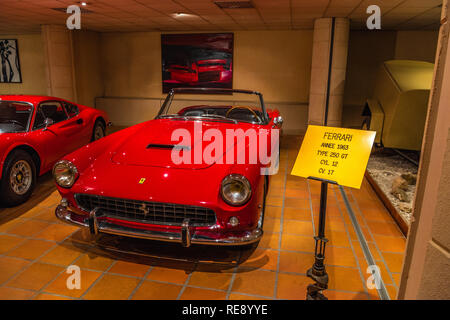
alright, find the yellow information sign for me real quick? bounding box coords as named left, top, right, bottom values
left=291, top=125, right=376, bottom=189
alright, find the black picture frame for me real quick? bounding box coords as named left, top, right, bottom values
left=0, top=39, right=22, bottom=83
left=161, top=33, right=234, bottom=94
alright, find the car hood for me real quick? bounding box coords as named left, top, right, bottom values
left=110, top=119, right=249, bottom=170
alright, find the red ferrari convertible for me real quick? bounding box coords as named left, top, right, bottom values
left=167, top=59, right=232, bottom=84
left=54, top=88, right=283, bottom=247
left=0, top=95, right=109, bottom=206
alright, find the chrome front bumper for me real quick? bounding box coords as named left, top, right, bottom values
left=55, top=203, right=262, bottom=247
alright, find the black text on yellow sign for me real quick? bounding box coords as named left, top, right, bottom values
left=291, top=125, right=376, bottom=189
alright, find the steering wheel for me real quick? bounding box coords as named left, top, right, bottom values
left=226, top=106, right=260, bottom=121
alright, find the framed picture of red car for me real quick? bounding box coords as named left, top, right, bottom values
left=161, top=33, right=233, bottom=93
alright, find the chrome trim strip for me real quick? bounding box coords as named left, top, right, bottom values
left=158, top=88, right=269, bottom=124
left=339, top=185, right=390, bottom=300
left=55, top=204, right=262, bottom=246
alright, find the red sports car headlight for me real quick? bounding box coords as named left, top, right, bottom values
left=53, top=160, right=79, bottom=188
left=220, top=174, right=252, bottom=206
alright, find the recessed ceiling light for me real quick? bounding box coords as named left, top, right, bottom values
left=80, top=1, right=87, bottom=6
left=173, top=12, right=196, bottom=18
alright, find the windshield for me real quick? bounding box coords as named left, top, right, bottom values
left=0, top=101, right=33, bottom=133
left=157, top=88, right=268, bottom=124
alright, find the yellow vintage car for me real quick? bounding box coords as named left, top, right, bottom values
left=363, top=60, right=434, bottom=151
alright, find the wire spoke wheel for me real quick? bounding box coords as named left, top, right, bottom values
left=9, top=160, right=32, bottom=195
left=94, top=125, right=105, bottom=140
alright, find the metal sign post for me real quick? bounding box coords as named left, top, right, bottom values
left=304, top=16, right=336, bottom=300
left=306, top=179, right=331, bottom=300
left=292, top=125, right=375, bottom=301
left=291, top=16, right=375, bottom=299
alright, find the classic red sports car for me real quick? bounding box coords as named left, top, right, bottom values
left=54, top=88, right=283, bottom=247
left=167, top=59, right=232, bottom=84
left=0, top=95, right=109, bottom=206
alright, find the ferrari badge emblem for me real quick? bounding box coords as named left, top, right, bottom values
left=139, top=178, right=146, bottom=184
left=139, top=203, right=149, bottom=216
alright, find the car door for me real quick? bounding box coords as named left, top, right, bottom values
left=32, top=101, right=80, bottom=167
left=62, top=101, right=91, bottom=149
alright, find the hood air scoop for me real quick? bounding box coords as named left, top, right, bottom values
left=146, top=144, right=191, bottom=150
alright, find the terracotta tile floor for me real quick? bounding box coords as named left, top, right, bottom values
left=0, top=135, right=407, bottom=300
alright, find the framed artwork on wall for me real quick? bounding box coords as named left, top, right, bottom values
left=161, top=33, right=233, bottom=94
left=0, top=39, right=22, bottom=83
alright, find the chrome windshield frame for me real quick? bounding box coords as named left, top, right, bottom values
left=156, top=88, right=270, bottom=125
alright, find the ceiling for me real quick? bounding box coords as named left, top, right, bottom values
left=0, top=0, right=443, bottom=34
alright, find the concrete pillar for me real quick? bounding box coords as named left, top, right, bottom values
left=398, top=0, right=450, bottom=300
left=308, top=18, right=349, bottom=127
left=41, top=25, right=77, bottom=101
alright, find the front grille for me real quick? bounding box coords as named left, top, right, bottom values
left=198, top=71, right=221, bottom=82
left=75, top=194, right=216, bottom=226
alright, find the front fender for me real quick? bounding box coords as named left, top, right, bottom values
left=0, top=140, right=42, bottom=178
left=62, top=121, right=147, bottom=175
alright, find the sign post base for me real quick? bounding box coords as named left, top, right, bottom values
left=306, top=236, right=329, bottom=300
left=306, top=267, right=329, bottom=300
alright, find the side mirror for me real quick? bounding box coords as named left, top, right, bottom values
left=273, top=116, right=283, bottom=127
left=43, top=118, right=54, bottom=131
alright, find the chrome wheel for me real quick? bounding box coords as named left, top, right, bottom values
left=94, top=125, right=105, bottom=140
left=9, top=160, right=32, bottom=195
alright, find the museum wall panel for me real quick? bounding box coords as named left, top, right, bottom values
left=98, top=30, right=313, bottom=134
left=41, top=25, right=77, bottom=101
left=395, top=31, right=440, bottom=63
left=399, top=0, right=450, bottom=298
left=0, top=28, right=438, bottom=135
left=308, top=18, right=350, bottom=127
left=343, top=30, right=397, bottom=128
left=72, top=30, right=104, bottom=108
left=0, top=33, right=46, bottom=95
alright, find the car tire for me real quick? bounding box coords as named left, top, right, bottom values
left=0, top=150, right=36, bottom=207
left=92, top=119, right=106, bottom=142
